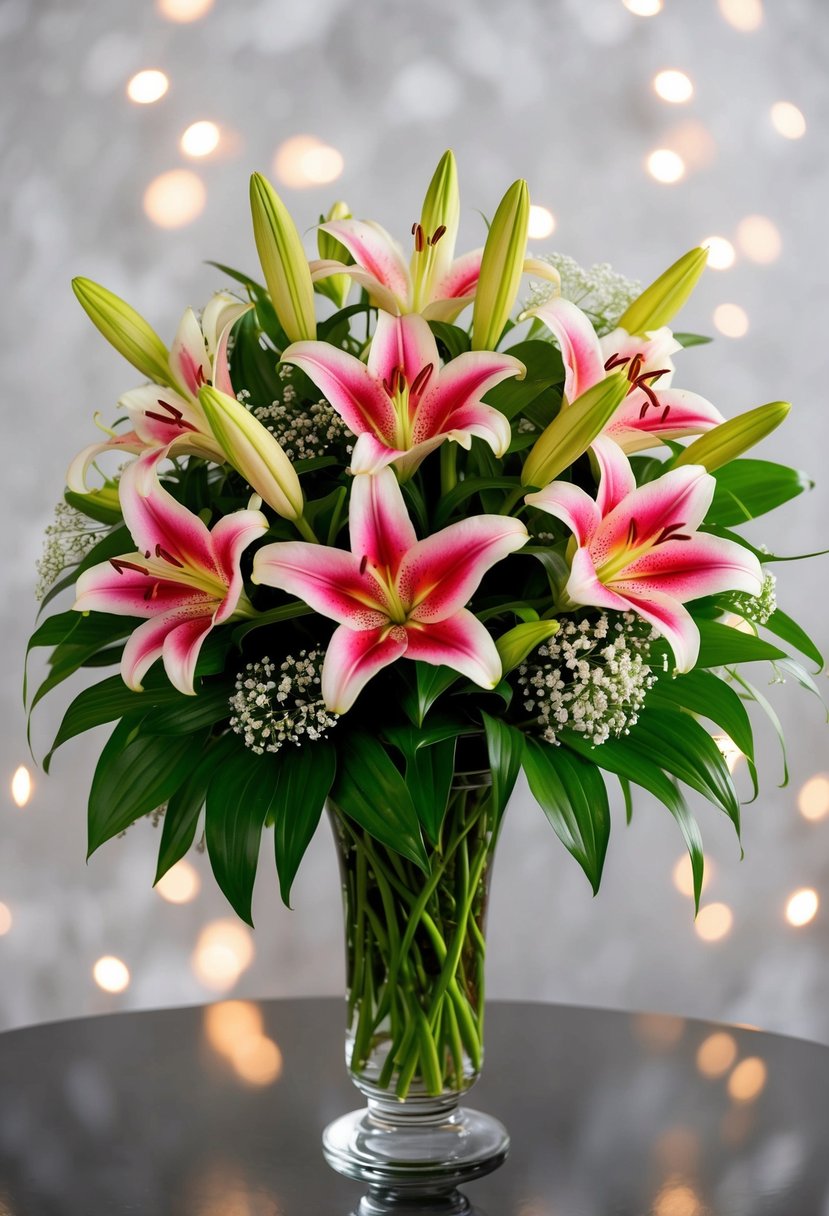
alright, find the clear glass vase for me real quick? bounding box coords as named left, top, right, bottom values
left=322, top=768, right=509, bottom=1214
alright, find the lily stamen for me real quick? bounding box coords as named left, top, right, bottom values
left=155, top=544, right=184, bottom=568
left=110, top=558, right=149, bottom=576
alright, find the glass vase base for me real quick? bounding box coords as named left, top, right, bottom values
left=323, top=1103, right=508, bottom=1206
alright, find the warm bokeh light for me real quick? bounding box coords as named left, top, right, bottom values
left=11, top=765, right=32, bottom=808
left=712, top=303, right=749, bottom=338
left=156, top=0, right=214, bottom=19
left=770, top=100, right=806, bottom=140
left=632, top=1013, right=685, bottom=1050
left=180, top=120, right=220, bottom=158
left=192, top=919, right=255, bottom=991
left=155, top=859, right=201, bottom=904
left=713, top=733, right=743, bottom=773
left=695, top=902, right=733, bottom=942
left=653, top=1183, right=701, bottom=1216
left=717, top=0, right=763, bottom=31
left=126, top=69, right=169, bottom=105
left=622, top=0, right=663, bottom=14
left=653, top=70, right=694, bottom=104
left=653, top=1126, right=700, bottom=1172
left=696, top=1032, right=738, bottom=1078
left=93, top=955, right=131, bottom=994
left=785, top=887, right=819, bottom=927
left=273, top=136, right=344, bottom=189
left=736, top=214, right=782, bottom=263
left=672, top=853, right=713, bottom=899
left=798, top=774, right=829, bottom=821
left=204, top=1000, right=264, bottom=1057
left=668, top=120, right=717, bottom=171
left=702, top=236, right=736, bottom=270
left=143, top=170, right=206, bottom=228
left=727, top=1056, right=767, bottom=1102
left=230, top=1034, right=283, bottom=1086
left=646, top=149, right=686, bottom=184
left=528, top=205, right=556, bottom=239
left=0, top=902, right=12, bottom=936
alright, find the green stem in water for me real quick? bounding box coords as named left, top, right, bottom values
left=440, top=443, right=458, bottom=496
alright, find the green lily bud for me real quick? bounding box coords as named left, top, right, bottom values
left=617, top=246, right=708, bottom=335
left=411, top=150, right=459, bottom=311
left=250, top=172, right=316, bottom=343
left=316, top=200, right=353, bottom=309
left=496, top=619, right=560, bottom=674
left=72, top=277, right=174, bottom=387
left=199, top=384, right=304, bottom=521
left=522, top=372, right=630, bottom=489
left=64, top=485, right=123, bottom=526
left=674, top=400, right=792, bottom=472
left=471, top=179, right=529, bottom=352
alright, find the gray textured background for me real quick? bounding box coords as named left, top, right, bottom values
left=2, top=0, right=828, bottom=1041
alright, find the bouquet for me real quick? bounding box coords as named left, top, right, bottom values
left=27, top=152, right=824, bottom=1109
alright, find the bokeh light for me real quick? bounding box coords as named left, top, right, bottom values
left=204, top=1000, right=263, bottom=1056
left=180, top=120, right=220, bottom=159
left=143, top=170, right=206, bottom=228
left=696, top=1032, right=738, bottom=1078
left=126, top=69, right=169, bottom=105
left=736, top=214, right=782, bottom=263
left=713, top=734, right=743, bottom=773
left=785, top=888, right=818, bottom=927
left=192, top=919, right=255, bottom=992
left=713, top=303, right=749, bottom=338
left=0, top=902, right=12, bottom=936
left=155, top=859, right=201, bottom=904
left=653, top=70, right=694, bottom=104
left=672, top=853, right=713, bottom=899
left=798, top=774, right=829, bottom=821
left=702, top=236, right=736, bottom=270
left=93, top=955, right=130, bottom=993
left=632, top=1012, right=685, bottom=1050
left=156, top=0, right=214, bottom=19
left=770, top=101, right=806, bottom=140
left=668, top=120, right=717, bottom=170
left=695, top=902, right=733, bottom=942
left=231, top=1034, right=284, bottom=1086
left=717, top=0, right=763, bottom=31
left=646, top=149, right=685, bottom=184
left=528, top=205, right=556, bottom=239
left=727, top=1056, right=767, bottom=1102
left=653, top=1183, right=701, bottom=1216
left=11, top=765, right=32, bottom=808
left=273, top=136, right=344, bottom=189
left=623, top=0, right=662, bottom=14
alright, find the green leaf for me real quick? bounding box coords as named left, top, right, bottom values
left=88, top=719, right=206, bottom=856
left=272, top=741, right=337, bottom=905
left=648, top=669, right=756, bottom=772
left=28, top=613, right=140, bottom=714
left=38, top=525, right=132, bottom=612
left=496, top=619, right=559, bottom=674
left=428, top=321, right=471, bottom=360
left=407, top=737, right=457, bottom=846
left=775, top=658, right=829, bottom=714
left=481, top=712, right=525, bottom=829
left=231, top=600, right=313, bottom=644
left=485, top=339, right=563, bottom=420
left=411, top=663, right=462, bottom=726
left=695, top=619, right=785, bottom=668
left=522, top=738, right=610, bottom=894
left=433, top=477, right=519, bottom=529
left=332, top=734, right=428, bottom=871
left=708, top=460, right=812, bottom=526
left=154, top=735, right=238, bottom=884
left=730, top=670, right=789, bottom=786
left=673, top=332, right=713, bottom=348
left=205, top=260, right=266, bottom=293
left=763, top=608, right=823, bottom=672
left=619, top=777, right=634, bottom=825
left=63, top=489, right=122, bottom=526
left=141, top=685, right=232, bottom=734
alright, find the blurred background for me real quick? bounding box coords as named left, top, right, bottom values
left=1, top=0, right=828, bottom=1044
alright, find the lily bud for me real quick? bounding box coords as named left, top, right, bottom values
left=471, top=179, right=530, bottom=352
left=316, top=201, right=353, bottom=309
left=64, top=485, right=123, bottom=526
left=496, top=619, right=560, bottom=674
left=617, top=246, right=708, bottom=336
left=411, top=150, right=459, bottom=311
left=72, top=277, right=174, bottom=388
left=522, top=371, right=630, bottom=489
left=199, top=384, right=304, bottom=521
left=674, top=400, right=792, bottom=472
left=250, top=172, right=316, bottom=343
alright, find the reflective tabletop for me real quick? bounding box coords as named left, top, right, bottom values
left=1, top=998, right=827, bottom=1215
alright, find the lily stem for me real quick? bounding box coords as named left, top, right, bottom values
left=294, top=513, right=319, bottom=543
left=440, top=444, right=458, bottom=496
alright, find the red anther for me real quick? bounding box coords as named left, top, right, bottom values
left=639, top=368, right=671, bottom=384
left=157, top=400, right=183, bottom=420
left=359, top=554, right=368, bottom=574
left=110, top=558, right=148, bottom=575
left=637, top=381, right=661, bottom=411
left=654, top=521, right=688, bottom=545
left=411, top=222, right=418, bottom=235
left=414, top=224, right=425, bottom=252
left=661, top=405, right=671, bottom=422
left=410, top=363, right=434, bottom=397
left=603, top=353, right=630, bottom=372
left=195, top=366, right=206, bottom=387
left=155, top=544, right=184, bottom=568
left=145, top=410, right=180, bottom=426
left=627, top=353, right=644, bottom=383
left=430, top=224, right=447, bottom=245
left=382, top=378, right=391, bottom=395
left=396, top=368, right=407, bottom=394
left=639, top=400, right=650, bottom=420
left=626, top=517, right=639, bottom=546
left=143, top=582, right=160, bottom=603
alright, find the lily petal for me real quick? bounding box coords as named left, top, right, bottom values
left=404, top=609, right=502, bottom=689
left=119, top=450, right=221, bottom=578
left=412, top=352, right=523, bottom=449
left=591, top=434, right=637, bottom=517
left=525, top=482, right=602, bottom=548
left=120, top=609, right=209, bottom=694
left=318, top=219, right=411, bottom=306
left=367, top=311, right=439, bottom=389
left=349, top=431, right=409, bottom=476
left=349, top=466, right=417, bottom=575
left=591, top=464, right=715, bottom=566
left=281, top=341, right=397, bottom=443
left=618, top=533, right=763, bottom=601
left=169, top=308, right=211, bottom=397
left=532, top=297, right=605, bottom=402
left=209, top=509, right=268, bottom=623
left=605, top=387, right=725, bottom=453
left=599, top=325, right=680, bottom=382
left=309, top=259, right=402, bottom=315
left=430, top=247, right=483, bottom=302
left=252, top=541, right=390, bottom=628
left=121, top=384, right=204, bottom=446
left=74, top=555, right=213, bottom=618
left=66, top=433, right=144, bottom=493
left=612, top=585, right=701, bottom=673
left=161, top=614, right=215, bottom=695
left=201, top=294, right=249, bottom=360
left=321, top=623, right=408, bottom=713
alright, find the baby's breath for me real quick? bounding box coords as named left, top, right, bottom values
left=524, top=253, right=641, bottom=336
left=724, top=572, right=777, bottom=625
left=35, top=501, right=107, bottom=601
left=250, top=364, right=351, bottom=462
left=229, top=650, right=338, bottom=754
left=518, top=613, right=657, bottom=746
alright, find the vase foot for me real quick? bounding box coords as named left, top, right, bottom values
left=323, top=1103, right=508, bottom=1200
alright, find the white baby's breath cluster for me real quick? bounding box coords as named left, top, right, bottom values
left=525, top=253, right=642, bottom=336
left=726, top=572, right=777, bottom=625
left=518, top=613, right=657, bottom=746
left=229, top=650, right=338, bottom=754
left=249, top=364, right=350, bottom=462
left=35, top=501, right=106, bottom=600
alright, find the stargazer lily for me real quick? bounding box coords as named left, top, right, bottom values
left=74, top=450, right=266, bottom=695
left=68, top=292, right=250, bottom=491
left=282, top=310, right=524, bottom=478
left=528, top=296, right=725, bottom=453
left=252, top=467, right=528, bottom=712
left=526, top=444, right=763, bottom=672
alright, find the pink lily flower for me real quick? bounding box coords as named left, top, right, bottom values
left=68, top=293, right=249, bottom=491
left=252, top=467, right=528, bottom=712
left=74, top=450, right=266, bottom=695
left=525, top=444, right=763, bottom=672
left=530, top=296, right=725, bottom=453
left=282, top=311, right=523, bottom=478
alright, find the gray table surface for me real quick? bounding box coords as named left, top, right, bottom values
left=1, top=998, right=827, bottom=1215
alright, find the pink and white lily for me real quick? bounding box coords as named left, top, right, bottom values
left=529, top=296, right=725, bottom=453
left=526, top=445, right=763, bottom=672
left=74, top=450, right=266, bottom=695
left=68, top=293, right=250, bottom=491
left=252, top=467, right=528, bottom=712
left=283, top=311, right=523, bottom=478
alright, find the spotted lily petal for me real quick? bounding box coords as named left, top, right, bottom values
left=531, top=297, right=605, bottom=402
left=404, top=609, right=502, bottom=689
left=252, top=542, right=391, bottom=628
left=281, top=341, right=397, bottom=443
left=317, top=218, right=411, bottom=309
